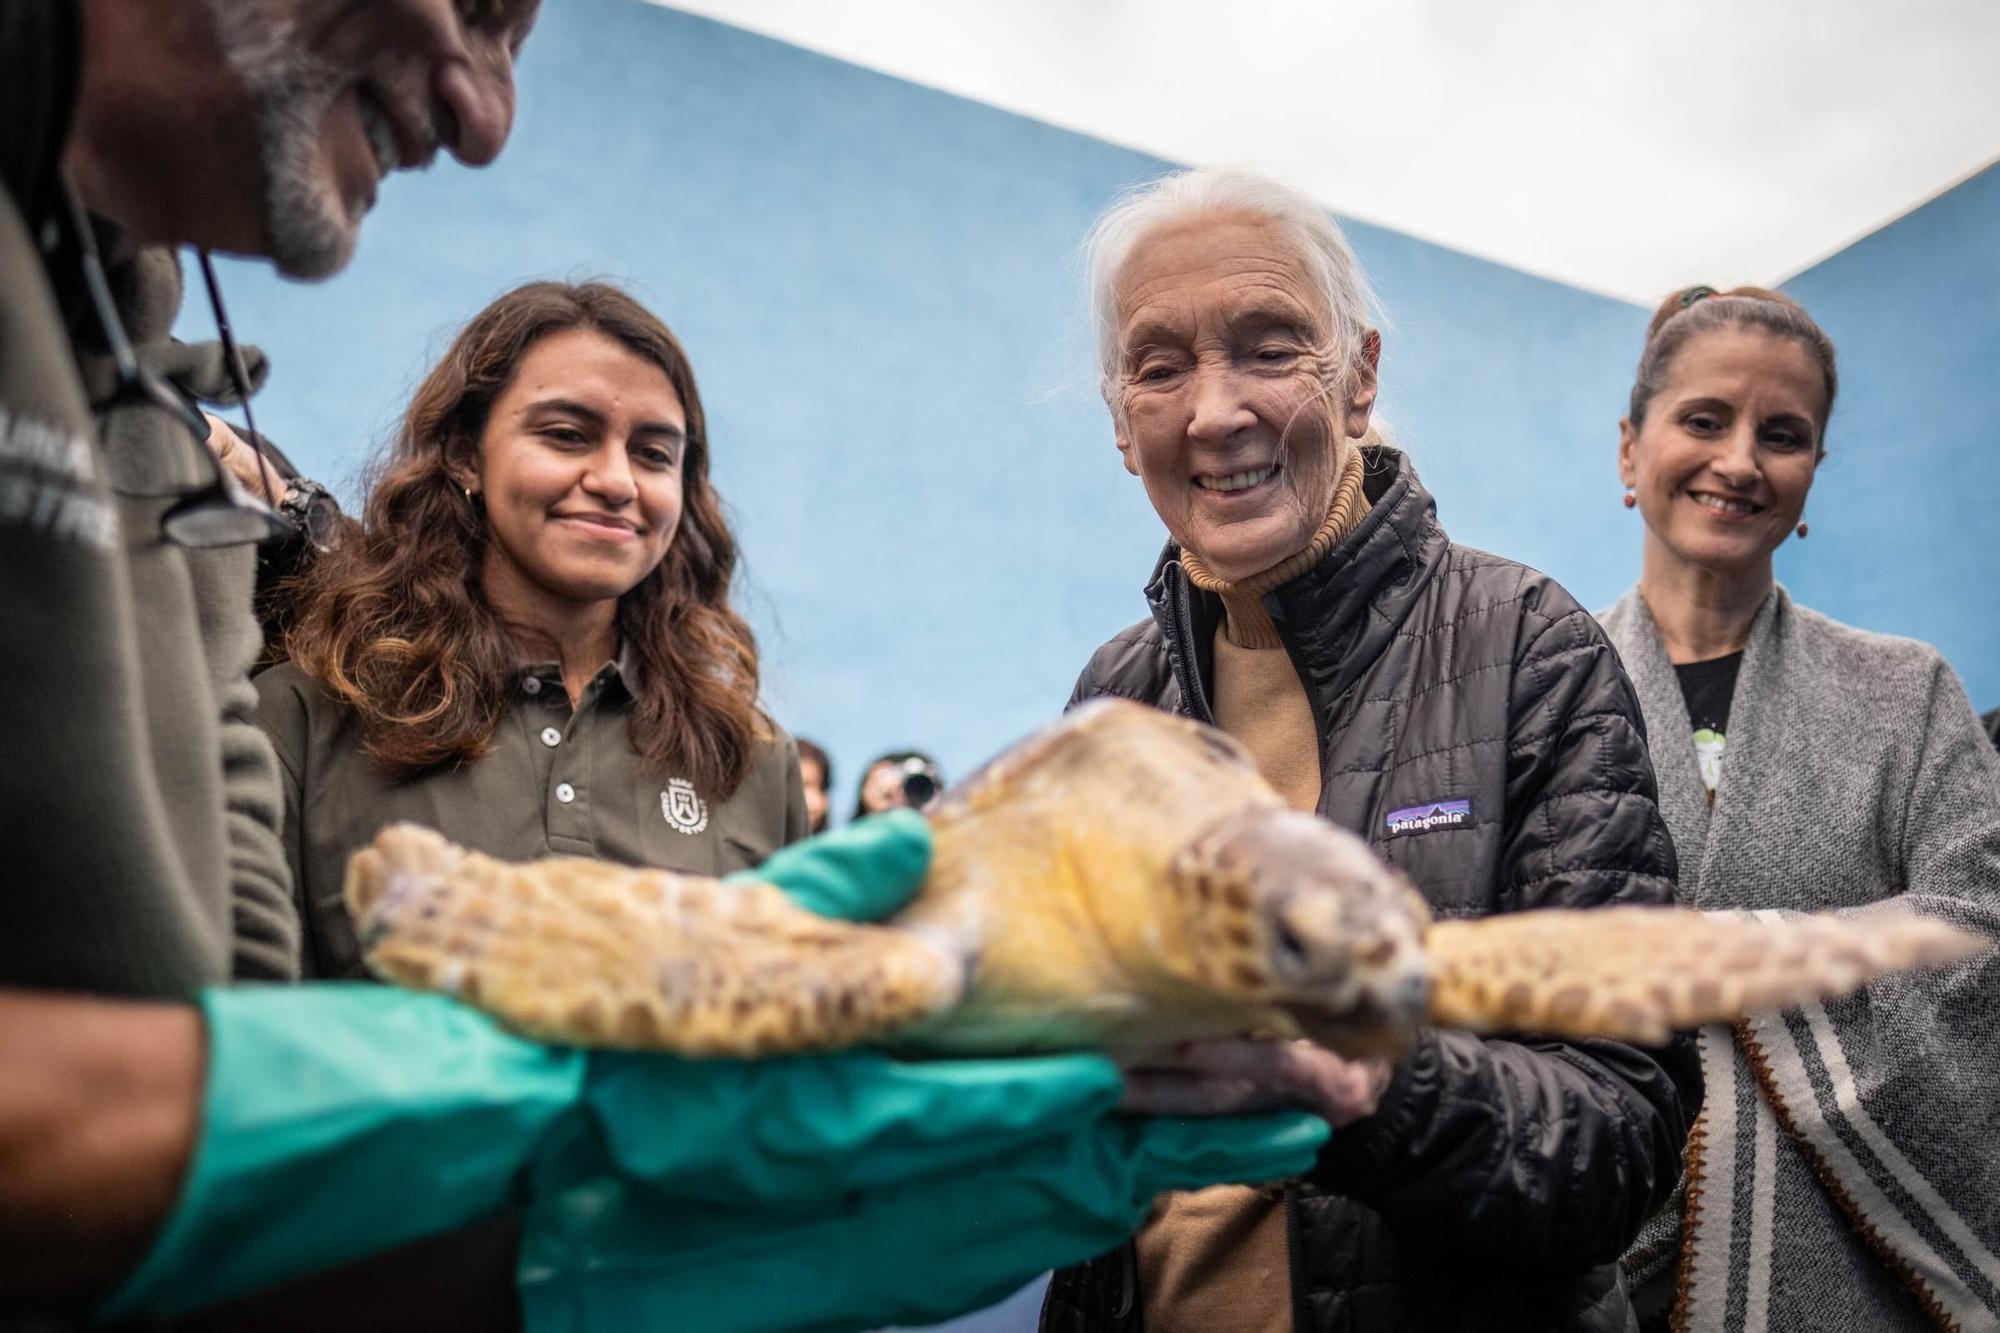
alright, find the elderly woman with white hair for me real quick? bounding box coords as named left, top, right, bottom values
left=1042, top=169, right=1702, bottom=1332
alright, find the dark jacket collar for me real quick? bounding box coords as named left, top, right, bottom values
left=1143, top=446, right=1451, bottom=724
left=1, top=0, right=80, bottom=242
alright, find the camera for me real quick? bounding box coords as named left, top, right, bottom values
left=894, top=756, right=944, bottom=809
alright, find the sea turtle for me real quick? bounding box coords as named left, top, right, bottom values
left=346, top=700, right=1987, bottom=1062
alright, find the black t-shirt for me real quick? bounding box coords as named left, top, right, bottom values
left=1674, top=651, right=1743, bottom=794
left=1675, top=652, right=1742, bottom=733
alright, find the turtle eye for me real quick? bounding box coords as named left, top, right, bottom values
left=1272, top=915, right=1312, bottom=976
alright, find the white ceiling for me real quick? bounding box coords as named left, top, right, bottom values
left=660, top=0, right=2000, bottom=304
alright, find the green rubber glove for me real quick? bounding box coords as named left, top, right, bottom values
left=519, top=1111, right=1331, bottom=1333
left=576, top=1048, right=1125, bottom=1206
left=727, top=807, right=931, bottom=920
left=597, top=808, right=1127, bottom=1204
left=98, top=984, right=585, bottom=1321
left=101, top=816, right=1130, bottom=1318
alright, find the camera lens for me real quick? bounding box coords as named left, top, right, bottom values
left=901, top=771, right=939, bottom=807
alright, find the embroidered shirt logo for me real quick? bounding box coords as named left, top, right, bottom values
left=660, top=778, right=709, bottom=835
left=1385, top=798, right=1473, bottom=836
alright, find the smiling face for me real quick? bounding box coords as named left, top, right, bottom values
left=1619, top=326, right=1826, bottom=580
left=1111, top=213, right=1378, bottom=582
left=468, top=328, right=687, bottom=616
left=201, top=0, right=539, bottom=276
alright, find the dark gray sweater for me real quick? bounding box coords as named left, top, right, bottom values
left=0, top=0, right=296, bottom=997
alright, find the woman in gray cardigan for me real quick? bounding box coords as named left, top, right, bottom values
left=1601, top=285, right=2000, bottom=1332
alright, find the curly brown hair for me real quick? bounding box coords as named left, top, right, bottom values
left=285, top=281, right=765, bottom=795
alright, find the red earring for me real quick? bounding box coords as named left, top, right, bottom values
left=1796, top=521, right=1809, bottom=539
left=1622, top=490, right=1637, bottom=509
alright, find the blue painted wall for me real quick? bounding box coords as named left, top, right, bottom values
left=1780, top=163, right=2000, bottom=711
left=177, top=0, right=1654, bottom=813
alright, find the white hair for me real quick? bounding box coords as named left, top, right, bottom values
left=1084, top=166, right=1380, bottom=410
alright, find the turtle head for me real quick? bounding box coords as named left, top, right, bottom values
left=1165, top=808, right=1432, bottom=1058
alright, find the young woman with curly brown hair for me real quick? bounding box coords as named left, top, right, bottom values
left=255, top=281, right=807, bottom=978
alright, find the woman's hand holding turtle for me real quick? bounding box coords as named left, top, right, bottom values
left=1123, top=1037, right=1393, bottom=1127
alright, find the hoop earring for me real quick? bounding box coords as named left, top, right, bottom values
left=1796, top=521, right=1809, bottom=539
left=1622, top=490, right=1637, bottom=509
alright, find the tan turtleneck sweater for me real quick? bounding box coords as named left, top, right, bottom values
left=1137, top=445, right=1370, bottom=1333
left=1180, top=446, right=1369, bottom=804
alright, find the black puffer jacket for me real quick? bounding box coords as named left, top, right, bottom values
left=1043, top=449, right=1701, bottom=1333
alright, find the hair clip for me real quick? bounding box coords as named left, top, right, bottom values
left=1679, top=285, right=1718, bottom=309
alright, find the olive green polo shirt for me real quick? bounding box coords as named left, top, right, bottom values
left=254, top=657, right=808, bottom=979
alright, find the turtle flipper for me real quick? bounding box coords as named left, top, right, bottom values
left=1423, top=905, right=1989, bottom=1045
left=346, top=824, right=965, bottom=1056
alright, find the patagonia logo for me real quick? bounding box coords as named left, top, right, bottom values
left=1385, top=798, right=1473, bottom=836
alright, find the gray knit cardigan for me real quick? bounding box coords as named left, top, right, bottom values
left=1600, top=585, right=2000, bottom=1332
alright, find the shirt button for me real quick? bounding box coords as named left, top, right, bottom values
left=541, top=726, right=562, bottom=748
left=521, top=676, right=542, bottom=696
left=555, top=782, right=576, bottom=804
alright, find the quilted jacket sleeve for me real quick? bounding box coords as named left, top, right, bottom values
left=1067, top=623, right=1168, bottom=712
left=1065, top=667, right=1094, bottom=711
left=1310, top=602, right=1702, bottom=1268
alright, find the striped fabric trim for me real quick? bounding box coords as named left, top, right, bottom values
left=1671, top=1109, right=1711, bottom=1331
left=1742, top=1090, right=1778, bottom=1332
left=1683, top=1024, right=1744, bottom=1329
left=1797, top=1002, right=2000, bottom=1302
left=1751, top=1005, right=1999, bottom=1332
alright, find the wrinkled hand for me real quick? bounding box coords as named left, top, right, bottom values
left=201, top=413, right=282, bottom=505
left=1122, top=1038, right=1391, bottom=1128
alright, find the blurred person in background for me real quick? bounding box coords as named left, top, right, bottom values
left=255, top=280, right=809, bottom=979
left=854, top=747, right=947, bottom=819
left=1601, top=286, right=2000, bottom=1333
left=796, top=736, right=834, bottom=833
left=1045, top=166, right=1698, bottom=1333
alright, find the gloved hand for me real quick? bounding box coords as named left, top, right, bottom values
left=588, top=809, right=1128, bottom=1206
left=520, top=1111, right=1330, bottom=1333
left=729, top=807, right=931, bottom=920
left=98, top=984, right=584, bottom=1320
left=98, top=815, right=1139, bottom=1319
